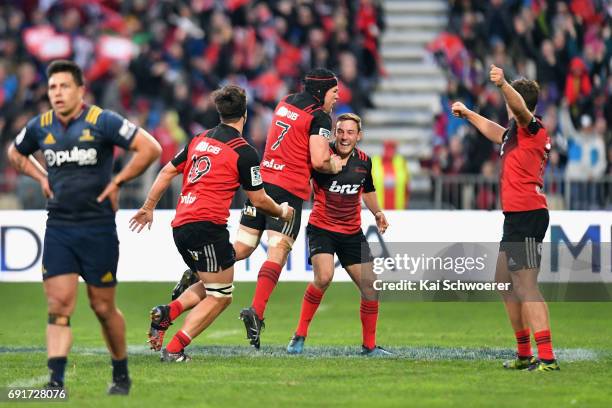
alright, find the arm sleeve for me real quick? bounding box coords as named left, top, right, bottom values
left=13, top=120, right=40, bottom=156
left=308, top=110, right=332, bottom=140
left=170, top=145, right=189, bottom=172
left=521, top=116, right=542, bottom=136
left=237, top=146, right=264, bottom=191
left=364, top=157, right=375, bottom=193
left=99, top=110, right=138, bottom=149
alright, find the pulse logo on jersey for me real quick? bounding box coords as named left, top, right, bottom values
left=44, top=147, right=98, bottom=167
left=195, top=140, right=221, bottom=154
left=276, top=106, right=299, bottom=121
left=180, top=192, right=197, bottom=205
left=262, top=159, right=285, bottom=171
left=188, top=155, right=212, bottom=184
left=328, top=180, right=360, bottom=194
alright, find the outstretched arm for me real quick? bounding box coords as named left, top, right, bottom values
left=451, top=102, right=506, bottom=144
left=490, top=64, right=533, bottom=128
left=129, top=162, right=179, bottom=232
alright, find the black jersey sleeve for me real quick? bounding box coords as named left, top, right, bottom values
left=13, top=118, right=40, bottom=156
left=364, top=157, right=375, bottom=193
left=170, top=145, right=189, bottom=171
left=524, top=116, right=543, bottom=136
left=236, top=145, right=263, bottom=191
left=309, top=110, right=332, bottom=140
left=100, top=110, right=138, bottom=149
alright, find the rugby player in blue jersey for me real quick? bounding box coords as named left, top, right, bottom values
left=7, top=60, right=161, bottom=394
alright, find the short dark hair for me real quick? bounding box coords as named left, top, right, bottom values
left=212, top=85, right=247, bottom=122
left=511, top=78, right=539, bottom=112
left=46, top=60, right=84, bottom=86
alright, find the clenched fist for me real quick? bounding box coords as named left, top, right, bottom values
left=490, top=64, right=506, bottom=87
left=451, top=101, right=469, bottom=118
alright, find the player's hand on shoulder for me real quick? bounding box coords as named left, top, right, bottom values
left=97, top=180, right=120, bottom=211
left=279, top=202, right=294, bottom=222
left=39, top=177, right=54, bottom=199
left=375, top=211, right=388, bottom=234
left=129, top=207, right=154, bottom=233
left=489, top=64, right=506, bottom=87
left=330, top=154, right=342, bottom=174
left=451, top=101, right=468, bottom=118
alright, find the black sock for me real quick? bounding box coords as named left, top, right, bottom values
left=111, top=358, right=129, bottom=381
left=47, top=357, right=67, bottom=385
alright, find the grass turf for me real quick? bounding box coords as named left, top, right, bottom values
left=0, top=282, right=610, bottom=407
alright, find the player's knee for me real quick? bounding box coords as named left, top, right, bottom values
left=314, top=274, right=332, bottom=291
left=267, top=235, right=293, bottom=261
left=267, top=248, right=291, bottom=266
left=89, top=299, right=115, bottom=319
left=359, top=282, right=378, bottom=301
left=234, top=243, right=256, bottom=261
left=235, top=229, right=260, bottom=257
left=496, top=280, right=514, bottom=298
left=511, top=281, right=536, bottom=302
left=205, top=283, right=234, bottom=308
left=47, top=296, right=73, bottom=316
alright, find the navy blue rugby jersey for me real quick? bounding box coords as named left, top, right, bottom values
left=14, top=105, right=138, bottom=226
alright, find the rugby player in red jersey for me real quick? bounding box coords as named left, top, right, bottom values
left=285, top=113, right=391, bottom=356
left=159, top=69, right=341, bottom=349
left=130, top=86, right=293, bottom=361
left=235, top=68, right=342, bottom=348
left=451, top=65, right=559, bottom=371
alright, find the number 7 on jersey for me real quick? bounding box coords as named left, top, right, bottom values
left=271, top=120, right=290, bottom=151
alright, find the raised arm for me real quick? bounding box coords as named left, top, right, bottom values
left=490, top=64, right=533, bottom=128
left=451, top=102, right=506, bottom=144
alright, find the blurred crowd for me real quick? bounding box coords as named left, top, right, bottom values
left=0, top=0, right=385, bottom=209
left=428, top=0, right=611, bottom=209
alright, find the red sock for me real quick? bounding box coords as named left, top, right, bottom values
left=295, top=284, right=324, bottom=337
left=166, top=330, right=191, bottom=353
left=251, top=261, right=282, bottom=320
left=534, top=329, right=555, bottom=361
left=169, top=300, right=184, bottom=321
left=515, top=328, right=532, bottom=357
left=360, top=299, right=379, bottom=349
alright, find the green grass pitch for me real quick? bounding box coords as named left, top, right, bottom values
left=0, top=282, right=611, bottom=407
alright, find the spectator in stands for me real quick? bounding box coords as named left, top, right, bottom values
left=371, top=140, right=409, bottom=210
left=561, top=102, right=606, bottom=209
left=565, top=57, right=593, bottom=122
